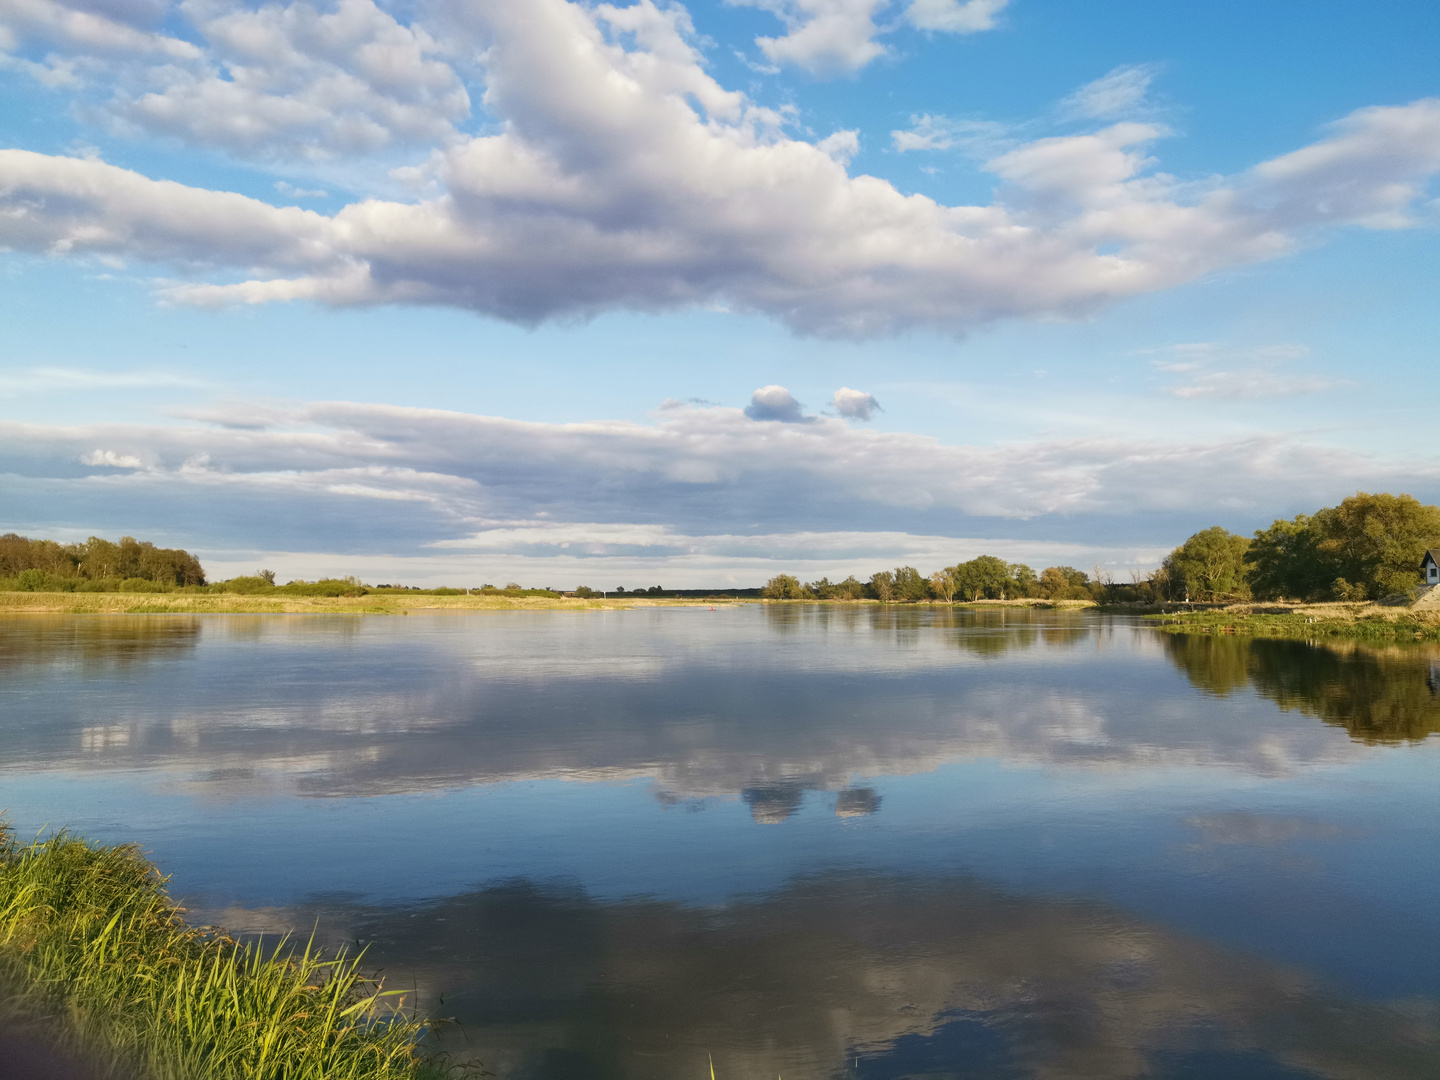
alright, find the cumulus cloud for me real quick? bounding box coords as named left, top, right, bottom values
left=832, top=387, right=880, bottom=420
left=1, top=1, right=1439, bottom=337
left=0, top=0, right=469, bottom=163
left=732, top=0, right=1009, bottom=75
left=745, top=385, right=808, bottom=422
left=0, top=0, right=199, bottom=58
left=732, top=0, right=891, bottom=75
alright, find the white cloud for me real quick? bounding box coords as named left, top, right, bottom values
left=904, top=0, right=1008, bottom=34
left=816, top=129, right=860, bottom=164
left=730, top=0, right=891, bottom=75
left=1, top=1, right=1439, bottom=337
left=0, top=0, right=470, bottom=164
left=275, top=180, right=328, bottom=198
left=832, top=387, right=880, bottom=420
left=80, top=448, right=144, bottom=468
left=731, top=0, right=1006, bottom=75
left=745, top=385, right=808, bottom=422
left=1060, top=63, right=1161, bottom=121
left=890, top=113, right=1009, bottom=153
left=0, top=0, right=199, bottom=58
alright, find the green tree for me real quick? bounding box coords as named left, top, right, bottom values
left=892, top=565, right=929, bottom=602
left=1009, top=564, right=1040, bottom=599
left=762, top=574, right=808, bottom=599
left=1038, top=566, right=1090, bottom=600
left=1246, top=515, right=1330, bottom=601
left=929, top=570, right=956, bottom=602
left=830, top=576, right=867, bottom=600
left=1311, top=492, right=1440, bottom=600
left=1163, top=527, right=1252, bottom=601
left=948, top=555, right=1016, bottom=601
left=868, top=570, right=896, bottom=602
left=806, top=576, right=836, bottom=598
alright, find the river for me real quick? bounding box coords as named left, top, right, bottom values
left=2, top=606, right=1438, bottom=1079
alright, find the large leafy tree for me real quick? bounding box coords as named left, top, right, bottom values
left=892, top=565, right=930, bottom=602
left=1247, top=493, right=1440, bottom=601
left=948, top=555, right=1016, bottom=601
left=1246, top=515, right=1331, bottom=601
left=1163, top=527, right=1252, bottom=601
left=761, top=574, right=808, bottom=599
left=1038, top=566, right=1090, bottom=600
left=1312, top=492, right=1440, bottom=600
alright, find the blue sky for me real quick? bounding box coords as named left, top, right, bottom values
left=1, top=0, right=1437, bottom=586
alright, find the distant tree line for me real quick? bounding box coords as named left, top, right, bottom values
left=0, top=533, right=206, bottom=592
left=760, top=492, right=1440, bottom=607
left=761, top=557, right=1104, bottom=604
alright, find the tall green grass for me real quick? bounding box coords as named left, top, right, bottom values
left=0, top=823, right=466, bottom=1080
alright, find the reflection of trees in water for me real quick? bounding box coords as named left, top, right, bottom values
left=0, top=615, right=202, bottom=670
left=761, top=604, right=1095, bottom=658
left=1163, top=635, right=1440, bottom=743
left=229, top=871, right=1439, bottom=1080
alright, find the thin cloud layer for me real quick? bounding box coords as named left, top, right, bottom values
left=1, top=0, right=1438, bottom=337
left=3, top=397, right=1437, bottom=575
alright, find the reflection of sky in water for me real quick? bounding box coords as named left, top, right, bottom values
left=2, top=609, right=1439, bottom=1079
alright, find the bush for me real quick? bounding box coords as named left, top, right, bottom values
left=218, top=575, right=276, bottom=595
left=119, top=577, right=170, bottom=593
left=14, top=569, right=78, bottom=592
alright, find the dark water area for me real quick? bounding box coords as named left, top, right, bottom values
left=2, top=607, right=1439, bottom=1080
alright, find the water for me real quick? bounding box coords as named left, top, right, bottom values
left=2, top=607, right=1439, bottom=1079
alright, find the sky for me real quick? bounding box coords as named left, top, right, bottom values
left=0, top=0, right=1437, bottom=587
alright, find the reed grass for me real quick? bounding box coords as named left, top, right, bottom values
left=0, top=823, right=466, bottom=1080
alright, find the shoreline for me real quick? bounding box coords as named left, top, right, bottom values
left=0, top=594, right=1100, bottom=615
left=1145, top=601, right=1440, bottom=642
left=0, top=592, right=752, bottom=615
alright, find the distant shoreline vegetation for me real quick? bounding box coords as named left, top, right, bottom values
left=759, top=492, right=1440, bottom=608
left=4, top=491, right=1436, bottom=607
left=760, top=560, right=1105, bottom=604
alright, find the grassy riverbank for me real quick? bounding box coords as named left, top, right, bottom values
left=1149, top=603, right=1440, bottom=641
left=0, top=591, right=744, bottom=615
left=0, top=825, right=467, bottom=1080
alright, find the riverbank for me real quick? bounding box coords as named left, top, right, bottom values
left=1148, top=601, right=1440, bottom=641
left=0, top=591, right=746, bottom=615
left=0, top=824, right=465, bottom=1080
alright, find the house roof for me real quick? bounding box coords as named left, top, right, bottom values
left=1424, top=549, right=1440, bottom=568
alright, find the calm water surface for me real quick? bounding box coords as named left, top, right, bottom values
left=2, top=607, right=1439, bottom=1080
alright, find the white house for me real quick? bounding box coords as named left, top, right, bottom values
left=1424, top=549, right=1440, bottom=586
